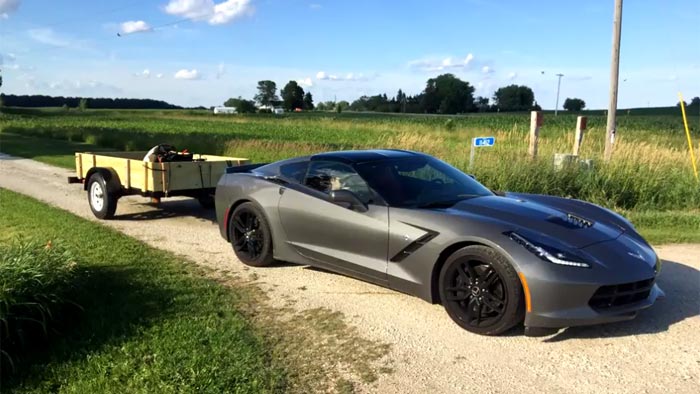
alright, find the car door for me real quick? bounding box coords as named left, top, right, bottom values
left=277, top=160, right=389, bottom=285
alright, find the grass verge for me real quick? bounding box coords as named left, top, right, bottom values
left=0, top=188, right=286, bottom=393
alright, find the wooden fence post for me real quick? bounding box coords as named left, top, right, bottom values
left=529, top=111, right=542, bottom=158
left=573, top=116, right=587, bottom=155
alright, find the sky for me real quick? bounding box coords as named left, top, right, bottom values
left=0, top=0, right=698, bottom=109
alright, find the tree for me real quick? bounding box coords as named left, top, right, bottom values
left=474, top=96, right=490, bottom=112
left=493, top=85, right=535, bottom=112
left=303, top=92, right=314, bottom=110
left=420, top=74, right=475, bottom=114
left=280, top=81, right=305, bottom=111
left=563, top=98, right=586, bottom=111
left=224, top=96, right=256, bottom=113
left=254, top=80, right=278, bottom=106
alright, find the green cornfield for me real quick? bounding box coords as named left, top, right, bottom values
left=1, top=108, right=699, bottom=211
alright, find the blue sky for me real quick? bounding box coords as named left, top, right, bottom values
left=0, top=0, right=698, bottom=108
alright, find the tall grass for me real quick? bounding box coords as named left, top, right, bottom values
left=2, top=109, right=698, bottom=210
left=0, top=239, right=79, bottom=374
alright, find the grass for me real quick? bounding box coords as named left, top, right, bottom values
left=1, top=108, right=699, bottom=211
left=0, top=240, right=79, bottom=374
left=1, top=116, right=699, bottom=244
left=0, top=189, right=394, bottom=392
left=0, top=189, right=286, bottom=393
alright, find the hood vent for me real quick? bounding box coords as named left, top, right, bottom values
left=566, top=213, right=594, bottom=228
left=545, top=213, right=595, bottom=229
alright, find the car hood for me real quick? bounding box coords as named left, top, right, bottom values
left=445, top=195, right=624, bottom=249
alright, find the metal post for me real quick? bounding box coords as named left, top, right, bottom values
left=554, top=73, right=564, bottom=116
left=529, top=111, right=542, bottom=158
left=469, top=138, right=476, bottom=170
left=604, top=0, right=624, bottom=161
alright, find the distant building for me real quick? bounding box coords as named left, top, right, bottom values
left=213, top=106, right=237, bottom=114
left=273, top=107, right=284, bottom=115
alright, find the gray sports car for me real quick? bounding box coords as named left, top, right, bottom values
left=215, top=150, right=663, bottom=336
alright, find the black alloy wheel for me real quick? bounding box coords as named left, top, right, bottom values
left=439, top=245, right=524, bottom=335
left=229, top=202, right=274, bottom=267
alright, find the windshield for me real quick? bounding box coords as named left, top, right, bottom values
left=355, top=156, right=493, bottom=208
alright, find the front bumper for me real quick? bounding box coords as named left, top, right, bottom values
left=524, top=282, right=664, bottom=328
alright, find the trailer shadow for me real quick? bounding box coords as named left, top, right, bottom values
left=545, top=259, right=699, bottom=342
left=114, top=198, right=216, bottom=222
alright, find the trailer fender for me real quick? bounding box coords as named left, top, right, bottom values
left=84, top=167, right=122, bottom=195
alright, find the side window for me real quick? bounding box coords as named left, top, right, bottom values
left=279, top=160, right=308, bottom=184
left=304, top=161, right=373, bottom=203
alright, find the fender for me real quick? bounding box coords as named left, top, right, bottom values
left=84, top=167, right=122, bottom=195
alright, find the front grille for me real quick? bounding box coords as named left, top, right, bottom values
left=589, top=278, right=654, bottom=310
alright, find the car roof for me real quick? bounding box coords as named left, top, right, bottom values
left=311, top=149, right=424, bottom=164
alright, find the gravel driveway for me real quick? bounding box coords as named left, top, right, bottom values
left=1, top=153, right=698, bottom=393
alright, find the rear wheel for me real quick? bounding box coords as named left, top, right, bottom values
left=87, top=173, right=118, bottom=220
left=439, top=245, right=524, bottom=335
left=229, top=202, right=274, bottom=267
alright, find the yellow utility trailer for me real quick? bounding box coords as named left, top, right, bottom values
left=68, top=151, right=249, bottom=219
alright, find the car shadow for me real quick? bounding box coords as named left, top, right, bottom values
left=544, top=259, right=699, bottom=342
left=114, top=199, right=216, bottom=222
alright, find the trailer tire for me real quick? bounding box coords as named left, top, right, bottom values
left=87, top=173, right=118, bottom=219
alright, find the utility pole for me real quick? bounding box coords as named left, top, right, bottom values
left=604, top=0, right=623, bottom=161
left=554, top=73, right=564, bottom=116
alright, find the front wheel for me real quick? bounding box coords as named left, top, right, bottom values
left=438, top=245, right=524, bottom=335
left=229, top=202, right=274, bottom=267
left=87, top=173, right=118, bottom=219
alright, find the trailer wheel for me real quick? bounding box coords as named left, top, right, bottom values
left=87, top=173, right=118, bottom=219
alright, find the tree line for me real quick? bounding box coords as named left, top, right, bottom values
left=225, top=74, right=575, bottom=114
left=0, top=94, right=183, bottom=109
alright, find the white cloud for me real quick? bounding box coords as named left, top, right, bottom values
left=482, top=66, right=494, bottom=74
left=0, top=0, right=20, bottom=19
left=174, top=68, right=201, bottom=80
left=165, top=0, right=253, bottom=25
left=120, top=20, right=151, bottom=34
left=297, top=77, right=313, bottom=87
left=316, top=70, right=370, bottom=82
left=409, top=53, right=475, bottom=72
left=216, top=62, right=226, bottom=79
left=28, top=28, right=72, bottom=47
left=507, top=72, right=517, bottom=80
left=156, top=73, right=164, bottom=79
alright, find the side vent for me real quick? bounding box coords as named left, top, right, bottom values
left=390, top=226, right=439, bottom=262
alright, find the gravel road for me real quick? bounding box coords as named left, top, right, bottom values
left=1, top=153, right=698, bottom=393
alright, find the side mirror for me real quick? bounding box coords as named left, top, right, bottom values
left=467, top=174, right=477, bottom=180
left=330, top=190, right=368, bottom=212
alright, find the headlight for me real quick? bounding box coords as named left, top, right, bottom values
left=507, top=232, right=590, bottom=268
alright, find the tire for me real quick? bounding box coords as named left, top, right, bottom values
left=87, top=173, right=118, bottom=220
left=228, top=202, right=275, bottom=267
left=438, top=245, right=524, bottom=335
left=197, top=194, right=215, bottom=209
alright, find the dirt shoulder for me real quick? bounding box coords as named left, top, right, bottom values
left=1, top=153, right=698, bottom=393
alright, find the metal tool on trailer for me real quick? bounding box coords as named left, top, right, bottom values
left=68, top=150, right=249, bottom=219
